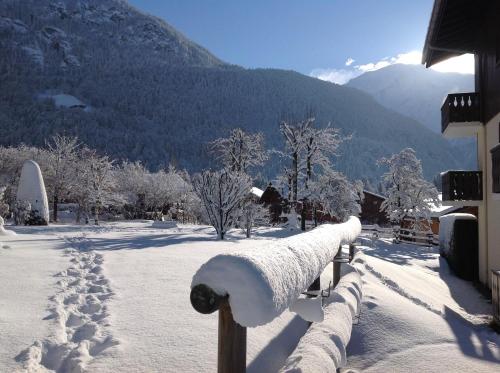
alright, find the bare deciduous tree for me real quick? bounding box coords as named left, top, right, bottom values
left=209, top=128, right=268, bottom=173
left=193, top=169, right=251, bottom=240
left=46, top=135, right=80, bottom=222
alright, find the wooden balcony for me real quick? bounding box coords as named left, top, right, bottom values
left=442, top=171, right=483, bottom=202
left=441, top=93, right=481, bottom=137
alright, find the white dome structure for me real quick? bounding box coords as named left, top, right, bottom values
left=16, top=160, right=49, bottom=225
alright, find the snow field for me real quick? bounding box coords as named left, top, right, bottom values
left=280, top=252, right=365, bottom=372
left=191, top=217, right=361, bottom=327
left=345, top=235, right=499, bottom=372
left=15, top=234, right=118, bottom=373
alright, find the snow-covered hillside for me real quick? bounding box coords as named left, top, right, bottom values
left=0, top=1, right=470, bottom=181
left=0, top=221, right=498, bottom=372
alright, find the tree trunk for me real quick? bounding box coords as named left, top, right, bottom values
left=246, top=225, right=251, bottom=238
left=52, top=193, right=58, bottom=222
left=292, top=152, right=298, bottom=204
left=301, top=204, right=306, bottom=231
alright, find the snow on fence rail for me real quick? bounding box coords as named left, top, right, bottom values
left=190, top=216, right=361, bottom=373
left=280, top=251, right=365, bottom=373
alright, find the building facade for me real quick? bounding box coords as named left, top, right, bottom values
left=423, top=0, right=500, bottom=287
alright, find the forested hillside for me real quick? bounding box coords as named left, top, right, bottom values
left=0, top=0, right=467, bottom=183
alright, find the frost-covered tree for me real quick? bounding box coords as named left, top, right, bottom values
left=45, top=135, right=80, bottom=222
left=193, top=169, right=251, bottom=239
left=0, top=186, right=9, bottom=218
left=239, top=197, right=269, bottom=238
left=312, top=169, right=362, bottom=222
left=74, top=148, right=117, bottom=225
left=279, top=116, right=347, bottom=230
left=209, top=128, right=268, bottom=173
left=378, top=148, right=439, bottom=225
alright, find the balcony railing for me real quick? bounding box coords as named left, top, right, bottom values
left=441, top=92, right=481, bottom=134
left=442, top=171, right=483, bottom=201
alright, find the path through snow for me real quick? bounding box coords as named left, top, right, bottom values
left=16, top=234, right=118, bottom=373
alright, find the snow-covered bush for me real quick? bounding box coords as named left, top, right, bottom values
left=0, top=186, right=9, bottom=218
left=13, top=200, right=31, bottom=225
left=191, top=216, right=361, bottom=326
left=193, top=169, right=251, bottom=239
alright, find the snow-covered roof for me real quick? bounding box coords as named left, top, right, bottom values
left=38, top=92, right=91, bottom=111
left=429, top=194, right=458, bottom=217
left=363, top=190, right=386, bottom=200
left=251, top=187, right=264, bottom=198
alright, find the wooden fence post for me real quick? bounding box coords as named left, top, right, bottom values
left=333, top=246, right=342, bottom=287
left=218, top=300, right=246, bottom=373
left=349, top=243, right=355, bottom=262
left=191, top=284, right=247, bottom=373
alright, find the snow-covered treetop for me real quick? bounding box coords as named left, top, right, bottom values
left=378, top=148, right=438, bottom=223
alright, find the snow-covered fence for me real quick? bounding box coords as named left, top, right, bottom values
left=394, top=226, right=437, bottom=246
left=190, top=217, right=361, bottom=373
left=362, top=224, right=393, bottom=239
left=280, top=251, right=365, bottom=372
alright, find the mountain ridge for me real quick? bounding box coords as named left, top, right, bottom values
left=0, top=0, right=468, bottom=183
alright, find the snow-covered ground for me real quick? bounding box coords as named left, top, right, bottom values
left=0, top=221, right=499, bottom=372
left=345, top=235, right=499, bottom=372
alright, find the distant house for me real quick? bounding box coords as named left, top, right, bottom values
left=260, top=183, right=284, bottom=223
left=359, top=191, right=389, bottom=226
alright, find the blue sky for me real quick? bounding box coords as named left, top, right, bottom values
left=128, top=0, right=473, bottom=83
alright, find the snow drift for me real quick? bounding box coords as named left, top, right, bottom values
left=280, top=252, right=365, bottom=373
left=191, top=217, right=361, bottom=327
left=16, top=160, right=49, bottom=225
left=0, top=216, right=16, bottom=236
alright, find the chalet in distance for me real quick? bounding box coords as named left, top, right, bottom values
left=422, top=0, right=500, bottom=288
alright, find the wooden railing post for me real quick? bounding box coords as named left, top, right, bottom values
left=191, top=284, right=247, bottom=373
left=218, top=300, right=246, bottom=373
left=349, top=243, right=355, bottom=262
left=333, top=246, right=342, bottom=288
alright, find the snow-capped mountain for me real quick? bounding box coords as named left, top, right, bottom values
left=0, top=0, right=469, bottom=182
left=347, top=64, right=474, bottom=133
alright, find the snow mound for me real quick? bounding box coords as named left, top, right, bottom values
left=439, top=213, right=476, bottom=256
left=280, top=252, right=365, bottom=373
left=0, top=216, right=16, bottom=236
left=16, top=160, right=49, bottom=225
left=151, top=220, right=177, bottom=229
left=191, top=217, right=361, bottom=327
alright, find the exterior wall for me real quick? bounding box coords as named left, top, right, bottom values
left=475, top=1, right=500, bottom=124
left=359, top=192, right=389, bottom=226
left=485, top=113, right=500, bottom=286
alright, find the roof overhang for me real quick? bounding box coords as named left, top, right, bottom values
left=422, top=0, right=482, bottom=67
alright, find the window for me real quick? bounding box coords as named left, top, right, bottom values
left=491, top=144, right=500, bottom=193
